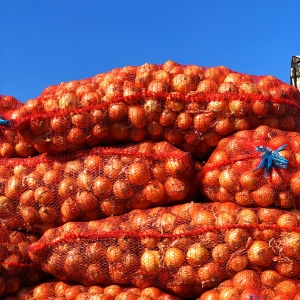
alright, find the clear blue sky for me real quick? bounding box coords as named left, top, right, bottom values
left=1, top=1, right=299, bottom=103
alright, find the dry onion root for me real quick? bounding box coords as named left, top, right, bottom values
left=0, top=141, right=198, bottom=234
left=28, top=202, right=300, bottom=299
left=10, top=61, right=300, bottom=159
left=199, top=125, right=300, bottom=209
left=0, top=226, right=44, bottom=298
left=7, top=281, right=181, bottom=300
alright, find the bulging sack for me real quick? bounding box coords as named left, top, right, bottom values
left=198, top=269, right=300, bottom=300
left=0, top=141, right=198, bottom=233
left=0, top=226, right=44, bottom=297
left=199, top=125, right=300, bottom=209
left=9, top=281, right=181, bottom=300
left=10, top=61, right=300, bottom=158
left=28, top=202, right=300, bottom=298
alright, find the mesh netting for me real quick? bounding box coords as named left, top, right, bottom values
left=0, top=95, right=36, bottom=158
left=0, top=95, right=24, bottom=120
left=0, top=141, right=199, bottom=234
left=0, top=226, right=44, bottom=297
left=198, top=125, right=300, bottom=209
left=28, top=202, right=300, bottom=298
left=9, top=61, right=300, bottom=159
left=6, top=281, right=181, bottom=300
left=197, top=269, right=300, bottom=300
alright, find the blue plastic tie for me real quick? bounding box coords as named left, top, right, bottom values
left=254, top=144, right=289, bottom=178
left=0, top=118, right=11, bottom=126
left=250, top=296, right=259, bottom=300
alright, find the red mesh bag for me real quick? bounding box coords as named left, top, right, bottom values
left=10, top=61, right=300, bottom=159
left=0, top=95, right=24, bottom=120
left=0, top=141, right=198, bottom=234
left=198, top=269, right=300, bottom=300
left=28, top=202, right=300, bottom=298
left=0, top=95, right=36, bottom=158
left=7, top=281, right=181, bottom=300
left=198, top=125, right=300, bottom=209
left=0, top=226, right=44, bottom=298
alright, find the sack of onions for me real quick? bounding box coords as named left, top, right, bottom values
left=198, top=125, right=300, bottom=209
left=0, top=226, right=44, bottom=298
left=28, top=201, right=300, bottom=298
left=198, top=269, right=300, bottom=300
left=0, top=95, right=24, bottom=120
left=8, top=281, right=181, bottom=300
left=0, top=140, right=198, bottom=234
left=9, top=61, right=300, bottom=159
left=0, top=95, right=36, bottom=158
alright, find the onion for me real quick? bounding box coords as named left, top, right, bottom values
left=127, top=162, right=151, bottom=186
left=186, top=243, right=209, bottom=267
left=58, top=93, right=79, bottom=110
left=142, top=180, right=164, bottom=204
left=141, top=250, right=160, bottom=276
left=197, top=262, right=223, bottom=288
left=247, top=240, right=273, bottom=267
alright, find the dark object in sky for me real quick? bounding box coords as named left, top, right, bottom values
left=291, top=55, right=300, bottom=90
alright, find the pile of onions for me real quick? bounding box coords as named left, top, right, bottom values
left=28, top=202, right=300, bottom=298
left=7, top=282, right=180, bottom=300
left=198, top=269, right=300, bottom=300
left=0, top=226, right=43, bottom=298
left=11, top=61, right=300, bottom=158
left=199, top=125, right=300, bottom=209
left=0, top=141, right=197, bottom=233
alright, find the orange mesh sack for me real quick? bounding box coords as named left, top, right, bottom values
left=0, top=141, right=198, bottom=234
left=9, top=281, right=181, bottom=300
left=0, top=226, right=44, bottom=298
left=10, top=61, right=300, bottom=159
left=0, top=95, right=36, bottom=158
left=28, top=202, right=300, bottom=298
left=198, top=269, right=300, bottom=300
left=199, top=125, right=300, bottom=209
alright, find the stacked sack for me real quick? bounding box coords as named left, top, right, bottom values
left=2, top=60, right=300, bottom=299
left=9, top=61, right=300, bottom=159
left=0, top=141, right=197, bottom=234
left=0, top=95, right=36, bottom=158
left=6, top=282, right=181, bottom=300
left=26, top=202, right=300, bottom=298
left=199, top=126, right=300, bottom=209
left=0, top=95, right=44, bottom=297
left=0, top=223, right=44, bottom=297
left=198, top=269, right=300, bottom=299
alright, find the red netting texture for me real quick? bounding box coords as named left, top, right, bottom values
left=9, top=61, right=300, bottom=159
left=28, top=202, right=300, bottom=298
left=0, top=226, right=44, bottom=297
left=6, top=281, right=181, bottom=300
left=197, top=269, right=300, bottom=300
left=0, top=95, right=36, bottom=158
left=0, top=141, right=199, bottom=234
left=198, top=125, right=300, bottom=209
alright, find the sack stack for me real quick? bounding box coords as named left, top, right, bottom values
left=2, top=60, right=300, bottom=299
